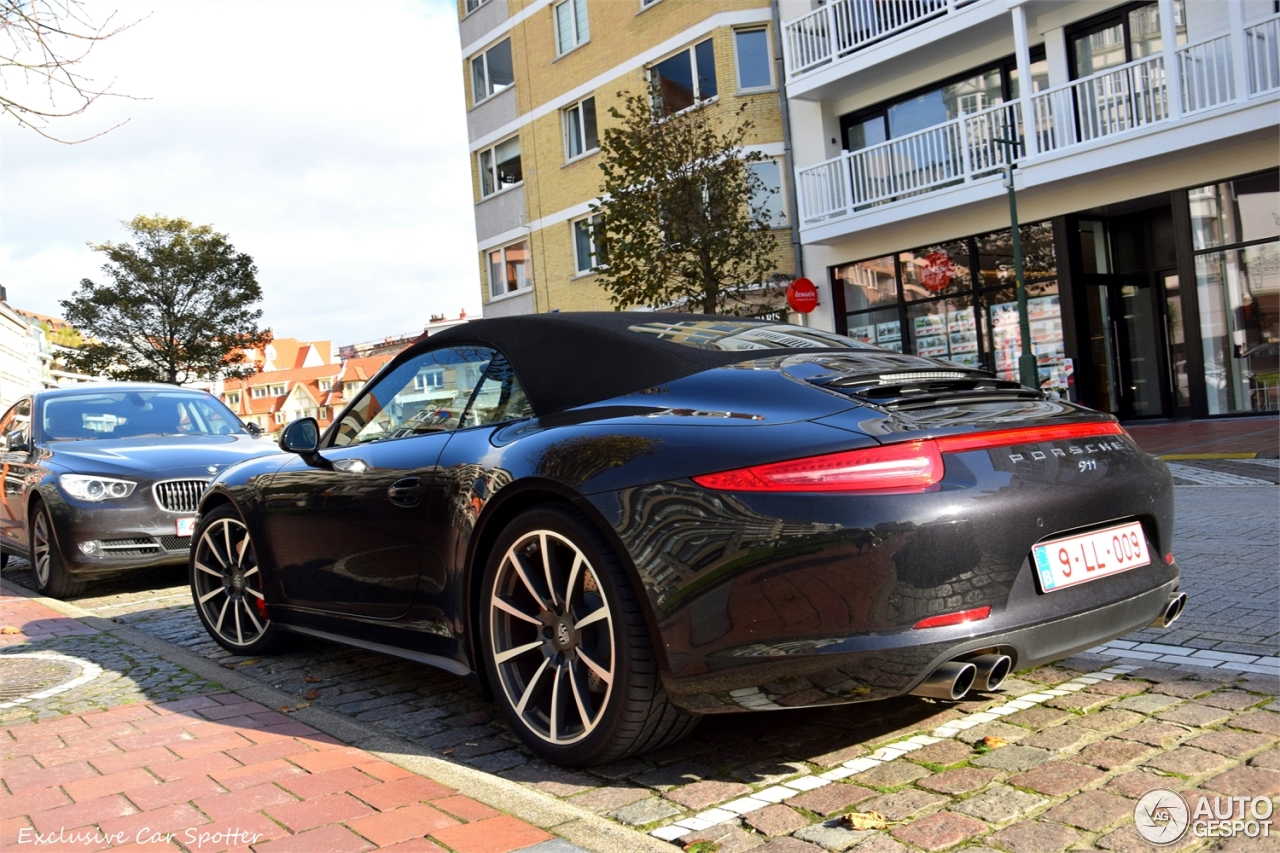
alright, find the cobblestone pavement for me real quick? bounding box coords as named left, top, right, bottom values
left=2, top=483, right=1276, bottom=851
left=1166, top=458, right=1279, bottom=486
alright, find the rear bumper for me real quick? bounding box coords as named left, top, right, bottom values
left=661, top=570, right=1178, bottom=713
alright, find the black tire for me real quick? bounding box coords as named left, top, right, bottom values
left=479, top=505, right=697, bottom=766
left=189, top=504, right=280, bottom=655
left=30, top=502, right=86, bottom=599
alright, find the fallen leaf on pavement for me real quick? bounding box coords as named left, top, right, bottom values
left=839, top=811, right=887, bottom=830
left=304, top=689, right=320, bottom=700
left=979, top=735, right=1009, bottom=749
left=304, top=676, right=322, bottom=683
left=0, top=626, right=19, bottom=634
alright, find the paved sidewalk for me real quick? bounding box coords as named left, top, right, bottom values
left=0, top=595, right=644, bottom=853
left=1125, top=416, right=1279, bottom=458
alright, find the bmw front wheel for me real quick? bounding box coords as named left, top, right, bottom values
left=190, top=504, right=279, bottom=655
left=480, top=506, right=696, bottom=766
left=30, top=502, right=86, bottom=599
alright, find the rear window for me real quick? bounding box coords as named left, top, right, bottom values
left=628, top=319, right=877, bottom=352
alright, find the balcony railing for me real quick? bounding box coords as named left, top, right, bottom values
left=784, top=0, right=966, bottom=77
left=797, top=102, right=1019, bottom=222
left=796, top=17, right=1280, bottom=227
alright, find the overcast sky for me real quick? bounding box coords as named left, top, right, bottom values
left=1, top=0, right=479, bottom=349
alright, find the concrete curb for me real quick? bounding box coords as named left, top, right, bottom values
left=0, top=577, right=672, bottom=853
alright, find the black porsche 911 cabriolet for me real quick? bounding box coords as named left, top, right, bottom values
left=187, top=313, right=1185, bottom=766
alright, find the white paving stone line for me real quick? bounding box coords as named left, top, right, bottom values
left=649, top=665, right=1136, bottom=843
left=1086, top=642, right=1280, bottom=675
left=0, top=651, right=103, bottom=709
left=1164, top=463, right=1274, bottom=486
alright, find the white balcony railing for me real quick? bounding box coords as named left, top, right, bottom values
left=1031, top=55, right=1168, bottom=154
left=1246, top=13, right=1280, bottom=95
left=797, top=102, right=1019, bottom=222
left=784, top=0, right=959, bottom=76
left=796, top=18, right=1280, bottom=227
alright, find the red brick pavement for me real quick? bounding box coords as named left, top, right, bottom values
left=1124, top=416, right=1279, bottom=457
left=0, top=693, right=555, bottom=853
left=0, top=595, right=98, bottom=646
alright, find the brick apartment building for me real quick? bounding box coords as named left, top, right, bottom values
left=459, top=0, right=797, bottom=317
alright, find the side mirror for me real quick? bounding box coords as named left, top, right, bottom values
left=5, top=430, right=29, bottom=453
left=244, top=422, right=263, bottom=438
left=279, top=418, right=320, bottom=455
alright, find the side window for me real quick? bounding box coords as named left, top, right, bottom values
left=332, top=346, right=499, bottom=447
left=463, top=354, right=533, bottom=428
left=8, top=399, right=32, bottom=445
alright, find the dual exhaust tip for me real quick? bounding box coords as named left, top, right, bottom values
left=1149, top=592, right=1187, bottom=628
left=911, top=654, right=1011, bottom=701
left=913, top=592, right=1188, bottom=702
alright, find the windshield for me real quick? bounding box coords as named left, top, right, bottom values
left=41, top=391, right=247, bottom=440
left=628, top=319, right=880, bottom=352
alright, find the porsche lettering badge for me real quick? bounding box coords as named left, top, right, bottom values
left=1008, top=439, right=1127, bottom=462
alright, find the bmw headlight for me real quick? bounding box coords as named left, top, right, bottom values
left=58, top=475, right=137, bottom=502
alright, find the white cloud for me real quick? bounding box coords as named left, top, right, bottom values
left=0, top=0, right=481, bottom=346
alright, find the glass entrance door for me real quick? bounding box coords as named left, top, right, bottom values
left=1085, top=275, right=1168, bottom=419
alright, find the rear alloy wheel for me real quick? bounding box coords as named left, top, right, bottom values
left=190, top=505, right=278, bottom=654
left=30, top=503, right=86, bottom=599
left=481, top=506, right=696, bottom=766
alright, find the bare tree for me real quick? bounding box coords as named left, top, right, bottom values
left=1, top=0, right=138, bottom=142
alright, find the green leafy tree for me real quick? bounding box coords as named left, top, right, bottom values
left=60, top=215, right=272, bottom=384
left=589, top=83, right=780, bottom=314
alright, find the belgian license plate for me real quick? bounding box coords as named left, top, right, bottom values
left=175, top=517, right=197, bottom=537
left=1032, top=521, right=1149, bottom=593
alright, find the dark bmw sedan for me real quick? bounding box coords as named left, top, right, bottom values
left=188, top=313, right=1185, bottom=767
left=0, top=384, right=278, bottom=597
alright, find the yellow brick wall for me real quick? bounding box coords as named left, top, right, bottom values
left=466, top=0, right=789, bottom=313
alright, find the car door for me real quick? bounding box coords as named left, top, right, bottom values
left=0, top=397, right=34, bottom=556
left=262, top=345, right=498, bottom=620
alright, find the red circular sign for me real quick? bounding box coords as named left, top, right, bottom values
left=921, top=251, right=955, bottom=293
left=787, top=277, right=818, bottom=313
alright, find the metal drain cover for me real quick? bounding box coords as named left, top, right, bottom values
left=0, top=657, right=82, bottom=701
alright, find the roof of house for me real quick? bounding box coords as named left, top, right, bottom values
left=222, top=355, right=391, bottom=419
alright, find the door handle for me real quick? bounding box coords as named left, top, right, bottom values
left=388, top=477, right=423, bottom=506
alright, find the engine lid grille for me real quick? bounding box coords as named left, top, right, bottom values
left=153, top=479, right=208, bottom=513
left=817, top=370, right=1043, bottom=410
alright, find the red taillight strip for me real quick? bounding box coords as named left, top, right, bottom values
left=933, top=421, right=1124, bottom=454
left=913, top=606, right=992, bottom=629
left=692, top=422, right=1126, bottom=494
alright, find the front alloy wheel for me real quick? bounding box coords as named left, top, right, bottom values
left=190, top=506, right=277, bottom=654
left=30, top=503, right=86, bottom=598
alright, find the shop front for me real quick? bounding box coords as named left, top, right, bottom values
left=829, top=169, right=1279, bottom=421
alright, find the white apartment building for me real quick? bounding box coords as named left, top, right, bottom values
left=779, top=0, right=1279, bottom=421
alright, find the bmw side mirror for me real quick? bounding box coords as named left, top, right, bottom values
left=4, top=430, right=29, bottom=453
left=244, top=422, right=263, bottom=438
left=279, top=418, right=320, bottom=455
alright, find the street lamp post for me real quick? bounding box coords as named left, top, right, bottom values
left=994, top=138, right=1039, bottom=390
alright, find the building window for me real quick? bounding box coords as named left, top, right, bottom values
left=488, top=240, right=531, bottom=297
left=251, top=386, right=267, bottom=398
left=274, top=412, right=285, bottom=425
left=343, top=380, right=363, bottom=396
left=465, top=0, right=488, bottom=13
left=573, top=216, right=604, bottom=274
left=651, top=39, right=717, bottom=115
left=1068, top=0, right=1185, bottom=80
left=478, top=136, right=522, bottom=197
left=563, top=96, right=598, bottom=160
left=554, top=0, right=589, bottom=55
left=748, top=160, right=785, bottom=225
left=225, top=392, right=240, bottom=406
left=318, top=378, right=331, bottom=391
left=471, top=38, right=513, bottom=105
left=269, top=384, right=286, bottom=396
left=839, top=50, right=1048, bottom=155
left=734, top=29, right=772, bottom=91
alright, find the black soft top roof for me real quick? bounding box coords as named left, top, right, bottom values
left=402, top=312, right=824, bottom=416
